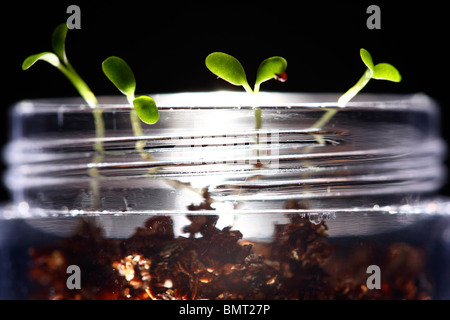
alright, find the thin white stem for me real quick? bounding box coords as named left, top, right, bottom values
left=337, top=68, right=372, bottom=107
left=311, top=68, right=372, bottom=131
left=57, top=64, right=105, bottom=209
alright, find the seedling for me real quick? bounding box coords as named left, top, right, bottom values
left=22, top=23, right=107, bottom=208
left=22, top=24, right=97, bottom=107
left=205, top=52, right=287, bottom=129
left=102, top=56, right=159, bottom=125
left=22, top=23, right=105, bottom=152
left=102, top=56, right=158, bottom=158
left=311, top=48, right=401, bottom=131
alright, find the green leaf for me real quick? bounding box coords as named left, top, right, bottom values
left=51, top=23, right=69, bottom=65
left=255, top=56, right=287, bottom=86
left=205, top=52, right=250, bottom=88
left=22, top=52, right=60, bottom=70
left=102, top=56, right=136, bottom=98
left=133, top=95, right=159, bottom=124
left=360, top=48, right=401, bottom=82
left=360, top=48, right=374, bottom=73
left=373, top=63, right=402, bottom=82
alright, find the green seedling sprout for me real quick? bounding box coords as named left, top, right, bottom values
left=311, top=48, right=401, bottom=132
left=22, top=23, right=105, bottom=153
left=22, top=24, right=97, bottom=107
left=22, top=23, right=107, bottom=208
left=205, top=52, right=287, bottom=129
left=102, top=56, right=158, bottom=159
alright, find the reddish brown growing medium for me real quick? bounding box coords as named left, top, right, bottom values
left=28, top=207, right=432, bottom=300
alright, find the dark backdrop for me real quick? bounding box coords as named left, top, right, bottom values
left=1, top=1, right=448, bottom=201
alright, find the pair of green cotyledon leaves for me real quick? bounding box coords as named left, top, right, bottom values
left=22, top=24, right=401, bottom=126
left=22, top=24, right=158, bottom=124
left=205, top=52, right=288, bottom=96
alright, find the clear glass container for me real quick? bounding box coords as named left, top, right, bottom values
left=1, top=92, right=449, bottom=299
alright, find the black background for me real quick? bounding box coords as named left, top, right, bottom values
left=1, top=1, right=449, bottom=201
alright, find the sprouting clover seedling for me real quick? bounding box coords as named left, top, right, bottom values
left=102, top=56, right=158, bottom=162
left=311, top=48, right=401, bottom=131
left=22, top=23, right=106, bottom=208
left=338, top=48, right=401, bottom=107
left=22, top=24, right=98, bottom=109
left=205, top=52, right=287, bottom=129
left=102, top=56, right=159, bottom=125
left=22, top=23, right=105, bottom=153
left=205, top=52, right=287, bottom=95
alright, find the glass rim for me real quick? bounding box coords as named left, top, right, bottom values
left=12, top=91, right=437, bottom=113
left=4, top=91, right=445, bottom=215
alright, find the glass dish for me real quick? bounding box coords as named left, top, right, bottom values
left=1, top=92, right=449, bottom=299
